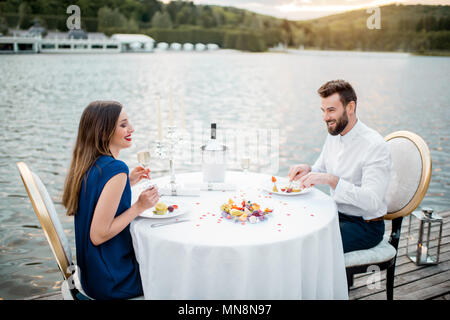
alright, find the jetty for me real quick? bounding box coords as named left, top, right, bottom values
left=0, top=33, right=219, bottom=54
left=24, top=210, right=449, bottom=300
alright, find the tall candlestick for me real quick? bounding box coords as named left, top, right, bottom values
left=169, top=87, right=174, bottom=126
left=181, top=97, right=186, bottom=129
left=157, top=96, right=162, bottom=141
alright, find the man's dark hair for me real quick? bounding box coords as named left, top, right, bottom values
left=317, top=80, right=357, bottom=109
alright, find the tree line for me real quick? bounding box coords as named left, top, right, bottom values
left=0, top=1, right=449, bottom=54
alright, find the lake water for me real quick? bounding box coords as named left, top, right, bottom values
left=0, top=50, right=449, bottom=299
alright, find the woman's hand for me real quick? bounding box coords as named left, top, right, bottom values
left=136, top=186, right=160, bottom=212
left=129, top=166, right=150, bottom=187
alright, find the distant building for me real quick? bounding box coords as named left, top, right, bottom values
left=111, top=34, right=155, bottom=52
left=68, top=29, right=88, bottom=40
left=27, top=20, right=47, bottom=38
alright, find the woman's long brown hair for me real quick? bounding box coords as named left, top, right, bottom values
left=63, top=101, right=122, bottom=216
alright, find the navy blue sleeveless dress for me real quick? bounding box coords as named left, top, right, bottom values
left=74, top=155, right=143, bottom=300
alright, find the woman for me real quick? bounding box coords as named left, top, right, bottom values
left=62, top=101, right=159, bottom=299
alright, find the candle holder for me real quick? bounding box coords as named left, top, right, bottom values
left=406, top=208, right=443, bottom=266
left=154, top=125, right=183, bottom=195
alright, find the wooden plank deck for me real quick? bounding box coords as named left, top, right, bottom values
left=27, top=211, right=450, bottom=300
left=349, top=210, right=450, bottom=300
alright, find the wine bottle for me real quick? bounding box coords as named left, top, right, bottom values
left=205, top=123, right=221, bottom=151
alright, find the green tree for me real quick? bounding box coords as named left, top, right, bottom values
left=196, top=6, right=216, bottom=28
left=18, top=2, right=32, bottom=29
left=151, top=10, right=173, bottom=29
left=175, top=6, right=194, bottom=25
left=97, top=7, right=128, bottom=31
left=0, top=16, right=9, bottom=35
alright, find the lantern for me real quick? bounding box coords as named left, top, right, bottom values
left=406, top=208, right=443, bottom=265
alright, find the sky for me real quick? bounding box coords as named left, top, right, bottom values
left=175, top=0, right=450, bottom=20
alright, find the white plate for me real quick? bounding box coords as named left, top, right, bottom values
left=132, top=184, right=191, bottom=219
left=140, top=204, right=191, bottom=219
left=262, top=177, right=313, bottom=196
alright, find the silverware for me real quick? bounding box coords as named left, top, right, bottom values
left=151, top=219, right=190, bottom=228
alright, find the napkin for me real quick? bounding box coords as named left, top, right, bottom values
left=158, top=185, right=200, bottom=197
left=184, top=182, right=236, bottom=191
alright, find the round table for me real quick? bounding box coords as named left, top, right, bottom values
left=130, top=171, right=348, bottom=299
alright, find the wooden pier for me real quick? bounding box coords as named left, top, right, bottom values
left=25, top=211, right=449, bottom=300
left=349, top=210, right=450, bottom=300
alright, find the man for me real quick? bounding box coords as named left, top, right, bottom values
left=288, top=80, right=392, bottom=253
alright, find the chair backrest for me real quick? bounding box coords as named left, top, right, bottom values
left=384, top=131, right=432, bottom=220
left=16, top=162, right=73, bottom=279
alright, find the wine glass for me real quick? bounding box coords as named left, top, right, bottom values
left=240, top=156, right=250, bottom=173
left=137, top=150, right=152, bottom=188
left=137, top=150, right=150, bottom=168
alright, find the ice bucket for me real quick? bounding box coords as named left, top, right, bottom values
left=201, top=144, right=227, bottom=183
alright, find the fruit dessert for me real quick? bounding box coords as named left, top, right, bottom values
left=271, top=176, right=302, bottom=193
left=271, top=176, right=278, bottom=192
left=153, top=202, right=179, bottom=215
left=220, top=198, right=273, bottom=224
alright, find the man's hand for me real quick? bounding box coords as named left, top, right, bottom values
left=288, top=164, right=311, bottom=181
left=298, top=172, right=339, bottom=189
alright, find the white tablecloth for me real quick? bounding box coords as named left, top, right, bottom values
left=130, top=171, right=348, bottom=299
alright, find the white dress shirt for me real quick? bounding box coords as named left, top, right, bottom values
left=311, top=119, right=392, bottom=221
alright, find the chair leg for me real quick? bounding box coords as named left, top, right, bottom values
left=386, top=263, right=395, bottom=300
left=346, top=269, right=354, bottom=289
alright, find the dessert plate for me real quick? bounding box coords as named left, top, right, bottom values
left=262, top=176, right=313, bottom=196
left=140, top=204, right=190, bottom=219
left=132, top=187, right=191, bottom=219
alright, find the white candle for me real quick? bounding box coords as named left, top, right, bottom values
left=169, top=87, right=174, bottom=126
left=157, top=96, right=162, bottom=141
left=420, top=245, right=428, bottom=263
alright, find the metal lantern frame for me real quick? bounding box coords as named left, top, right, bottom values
left=406, top=208, right=443, bottom=265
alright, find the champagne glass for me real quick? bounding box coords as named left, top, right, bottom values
left=241, top=156, right=250, bottom=174
left=137, top=150, right=152, bottom=188
left=137, top=150, right=151, bottom=169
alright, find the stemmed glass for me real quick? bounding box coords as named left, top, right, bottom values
left=137, top=150, right=153, bottom=189
left=241, top=156, right=250, bottom=174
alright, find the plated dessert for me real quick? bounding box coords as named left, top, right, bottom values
left=265, top=176, right=313, bottom=196
left=271, top=176, right=303, bottom=193
left=153, top=202, right=179, bottom=215
left=220, top=198, right=273, bottom=224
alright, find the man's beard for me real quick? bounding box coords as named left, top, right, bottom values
left=326, top=109, right=349, bottom=136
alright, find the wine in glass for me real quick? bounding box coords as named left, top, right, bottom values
left=241, top=156, right=250, bottom=173
left=137, top=150, right=151, bottom=168
left=137, top=150, right=151, bottom=188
